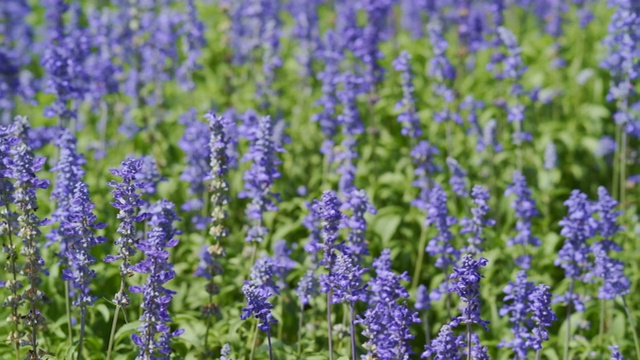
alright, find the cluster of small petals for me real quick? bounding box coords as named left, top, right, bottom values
left=505, top=171, right=540, bottom=268
left=609, top=345, right=626, bottom=360
left=206, top=112, right=231, bottom=241
left=410, top=141, right=441, bottom=211
left=137, top=155, right=165, bottom=196
left=105, top=157, right=149, bottom=279
left=427, top=20, right=459, bottom=124
left=415, top=284, right=431, bottom=312
left=421, top=324, right=465, bottom=359
left=295, top=269, right=319, bottom=306
left=318, top=191, right=344, bottom=269
left=130, top=200, right=183, bottom=359
left=528, top=284, right=556, bottom=350
left=240, top=115, right=283, bottom=243
left=358, top=249, right=419, bottom=360
left=544, top=142, right=557, bottom=170
left=176, top=0, right=206, bottom=91
left=353, top=0, right=393, bottom=92
left=241, top=282, right=277, bottom=332
left=479, top=118, right=503, bottom=153
left=290, top=0, right=321, bottom=78
left=446, top=157, right=468, bottom=197
left=449, top=255, right=489, bottom=330
left=461, top=185, right=495, bottom=254
left=425, top=184, right=459, bottom=271
left=302, top=199, right=322, bottom=261
left=312, top=30, right=342, bottom=159
left=179, top=109, right=213, bottom=229
left=336, top=73, right=363, bottom=194
left=393, top=51, right=422, bottom=138
left=322, top=251, right=367, bottom=304
left=498, top=271, right=534, bottom=358
left=341, top=187, right=376, bottom=258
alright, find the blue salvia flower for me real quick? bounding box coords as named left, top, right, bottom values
left=588, top=187, right=630, bottom=299
left=336, top=72, right=363, bottom=194
left=130, top=200, right=183, bottom=359
left=446, top=157, right=468, bottom=197
left=601, top=0, right=640, bottom=137
left=85, top=8, right=121, bottom=108
left=206, top=112, right=231, bottom=240
left=393, top=51, right=422, bottom=138
left=410, top=141, right=441, bottom=212
left=341, top=187, right=376, bottom=259
left=312, top=30, right=343, bottom=160
left=479, top=118, right=503, bottom=153
left=421, top=324, right=465, bottom=359
left=322, top=250, right=367, bottom=304
left=258, top=4, right=282, bottom=108
left=240, top=115, right=283, bottom=243
left=401, top=0, right=427, bottom=38
left=295, top=269, right=319, bottom=306
left=11, top=116, right=50, bottom=353
left=449, top=254, right=490, bottom=330
left=554, top=190, right=597, bottom=312
left=318, top=191, right=344, bottom=269
left=415, top=284, right=431, bottom=312
left=461, top=185, right=495, bottom=254
left=241, top=282, right=277, bottom=332
left=49, top=129, right=85, bottom=247
left=290, top=0, right=321, bottom=78
left=358, top=249, right=420, bottom=360
left=425, top=184, right=459, bottom=278
left=176, top=0, right=206, bottom=91
left=220, top=343, right=233, bottom=360
left=272, top=239, right=296, bottom=289
left=544, top=141, right=557, bottom=170
left=296, top=199, right=322, bottom=306
left=105, top=157, right=149, bottom=307
left=505, top=171, right=540, bottom=269
left=335, top=1, right=361, bottom=54
left=498, top=271, right=535, bottom=359
left=528, top=284, right=556, bottom=351
left=137, top=155, right=165, bottom=196
left=0, top=0, right=36, bottom=123
left=460, top=95, right=485, bottom=143
left=609, top=345, right=626, bottom=360
left=427, top=20, right=459, bottom=125
left=356, top=0, right=395, bottom=92
left=41, top=0, right=90, bottom=124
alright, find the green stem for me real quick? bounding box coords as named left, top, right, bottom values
left=65, top=282, right=74, bottom=347
left=598, top=299, right=606, bottom=348
left=297, top=302, right=304, bottom=356
left=349, top=302, right=357, bottom=360
left=411, top=221, right=428, bottom=290
left=106, top=304, right=121, bottom=360
left=621, top=130, right=627, bottom=212
left=78, top=307, right=86, bottom=360
left=622, top=296, right=640, bottom=360
left=249, top=321, right=258, bottom=360
left=423, top=312, right=430, bottom=344
left=613, top=125, right=621, bottom=201
left=466, top=322, right=472, bottom=360
left=267, top=330, right=274, bottom=360
left=203, top=294, right=213, bottom=355
left=563, top=280, right=574, bottom=360
left=327, top=288, right=334, bottom=360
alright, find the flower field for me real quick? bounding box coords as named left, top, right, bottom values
left=1, top=0, right=640, bottom=359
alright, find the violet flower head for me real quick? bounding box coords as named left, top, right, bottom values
left=498, top=271, right=534, bottom=358
left=421, top=324, right=465, bottom=359
left=105, top=157, right=149, bottom=279
left=393, top=51, right=422, bottom=138
left=461, top=185, right=495, bottom=254
left=336, top=72, right=363, bottom=194
left=355, top=0, right=394, bottom=92
left=322, top=251, right=367, bottom=304
left=410, top=141, right=441, bottom=212
left=240, top=115, right=283, bottom=243
left=358, top=249, right=419, bottom=360
left=290, top=0, right=321, bottom=78
left=425, top=184, right=459, bottom=271
left=341, top=187, right=376, bottom=258
left=449, top=255, right=490, bottom=330
left=609, top=345, right=626, bottom=360
left=176, top=0, right=206, bottom=91
left=302, top=198, right=322, bottom=262
left=528, top=284, right=556, bottom=351
left=446, top=157, right=468, bottom=197
left=415, top=284, right=431, bottom=312
left=194, top=244, right=224, bottom=281
left=505, top=171, right=540, bottom=269
left=295, top=269, right=319, bottom=306
left=206, top=111, right=231, bottom=241
left=427, top=20, right=459, bottom=125
left=312, top=30, right=342, bottom=159
left=544, top=141, right=557, bottom=170
left=130, top=200, right=183, bottom=359
left=401, top=0, right=427, bottom=38
left=480, top=118, right=503, bottom=153
left=137, top=155, right=165, bottom=196
left=318, top=190, right=344, bottom=269
left=241, top=282, right=277, bottom=332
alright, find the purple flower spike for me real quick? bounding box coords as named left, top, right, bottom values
left=449, top=254, right=490, bottom=330
left=461, top=185, right=495, bottom=254
left=393, top=51, right=422, bottom=138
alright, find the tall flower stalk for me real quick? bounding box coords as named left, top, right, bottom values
left=11, top=116, right=50, bottom=358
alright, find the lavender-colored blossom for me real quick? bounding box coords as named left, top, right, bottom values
left=461, top=185, right=495, bottom=254
left=449, top=255, right=489, bottom=330
left=421, top=324, right=465, bottom=359
left=130, top=200, right=183, bottom=359
left=544, top=141, right=557, bottom=170
left=220, top=343, right=233, bottom=360
left=176, top=0, right=206, bottom=91
left=318, top=191, right=344, bottom=269
left=354, top=0, right=394, bottom=92
left=609, top=345, right=626, bottom=360
left=425, top=184, right=459, bottom=272
left=312, top=30, right=342, bottom=159
left=427, top=20, right=459, bottom=125
left=528, top=284, right=556, bottom=351
left=341, top=187, right=376, bottom=258
left=137, top=155, right=165, bottom=196
left=410, top=141, right=441, bottom=212
left=554, top=190, right=597, bottom=311
left=415, top=284, right=431, bottom=312
left=295, top=269, right=319, bottom=306
left=290, top=0, right=321, bottom=78
left=479, top=118, right=503, bottom=153
left=206, top=112, right=231, bottom=242
left=241, top=282, right=277, bottom=332
left=401, top=0, right=427, bottom=38
left=336, top=73, right=363, bottom=194
left=105, top=157, right=149, bottom=284
left=84, top=8, right=121, bottom=108
left=358, top=249, right=420, bottom=360
left=505, top=171, right=540, bottom=269
left=322, top=251, right=367, bottom=304
left=239, top=115, right=283, bottom=243
left=498, top=271, right=534, bottom=358
left=596, top=135, right=616, bottom=157
left=446, top=157, right=468, bottom=197
left=393, top=51, right=422, bottom=138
